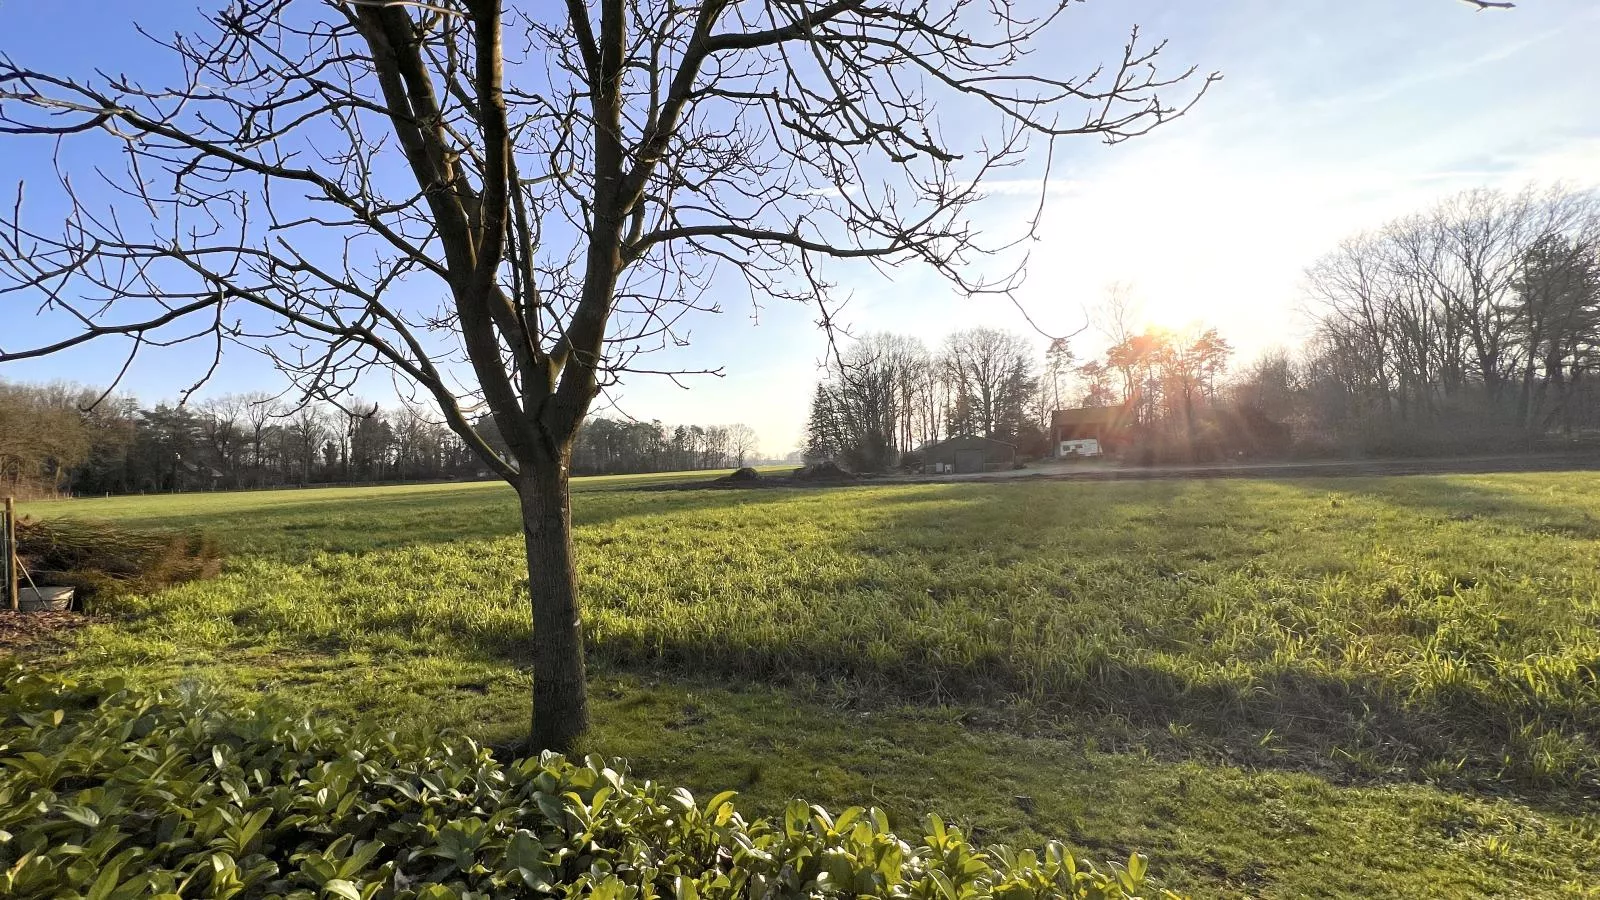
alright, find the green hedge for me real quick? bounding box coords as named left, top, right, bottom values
left=0, top=668, right=1173, bottom=899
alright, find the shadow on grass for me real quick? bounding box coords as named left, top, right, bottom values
left=563, top=636, right=1598, bottom=803
left=454, top=618, right=1596, bottom=817
left=210, top=474, right=1600, bottom=803
left=554, top=476, right=1597, bottom=804
left=77, top=472, right=1600, bottom=809
left=1317, top=473, right=1600, bottom=539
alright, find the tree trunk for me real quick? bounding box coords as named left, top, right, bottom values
left=519, top=457, right=590, bottom=752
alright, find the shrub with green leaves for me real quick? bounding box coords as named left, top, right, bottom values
left=0, top=668, right=1171, bottom=899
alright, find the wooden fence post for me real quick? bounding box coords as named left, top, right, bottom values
left=3, top=497, right=16, bottom=611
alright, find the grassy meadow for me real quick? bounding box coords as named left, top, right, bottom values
left=12, top=471, right=1600, bottom=897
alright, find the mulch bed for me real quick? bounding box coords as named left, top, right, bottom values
left=0, top=610, right=99, bottom=655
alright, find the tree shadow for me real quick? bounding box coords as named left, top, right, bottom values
left=1309, top=472, right=1600, bottom=540
left=82, top=473, right=1600, bottom=809
left=479, top=623, right=1599, bottom=814
left=516, top=476, right=1597, bottom=807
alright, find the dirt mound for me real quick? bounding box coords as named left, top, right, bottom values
left=16, top=517, right=223, bottom=606
left=793, top=461, right=856, bottom=481
left=641, top=462, right=869, bottom=492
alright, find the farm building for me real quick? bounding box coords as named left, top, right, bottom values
left=1050, top=405, right=1135, bottom=458
left=919, top=436, right=1016, bottom=474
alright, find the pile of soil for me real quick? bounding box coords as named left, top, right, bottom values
left=16, top=517, right=223, bottom=606
left=645, top=462, right=870, bottom=492
left=793, top=461, right=857, bottom=481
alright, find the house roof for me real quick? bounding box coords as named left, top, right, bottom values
left=918, top=435, right=1016, bottom=452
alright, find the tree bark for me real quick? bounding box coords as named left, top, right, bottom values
left=519, top=455, right=590, bottom=752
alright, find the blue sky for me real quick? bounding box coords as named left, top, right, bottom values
left=3, top=0, right=1597, bottom=455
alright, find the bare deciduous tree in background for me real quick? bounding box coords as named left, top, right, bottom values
left=1306, top=186, right=1600, bottom=442
left=0, top=0, right=1211, bottom=749
left=942, top=327, right=1038, bottom=440
left=725, top=423, right=758, bottom=467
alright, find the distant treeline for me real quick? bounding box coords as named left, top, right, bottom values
left=526, top=418, right=760, bottom=476
left=1292, top=185, right=1600, bottom=454
left=806, top=185, right=1600, bottom=470
left=804, top=329, right=1041, bottom=471
left=802, top=324, right=1242, bottom=470
left=0, top=383, right=760, bottom=497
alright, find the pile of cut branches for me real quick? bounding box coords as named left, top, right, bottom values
left=15, top=517, right=222, bottom=604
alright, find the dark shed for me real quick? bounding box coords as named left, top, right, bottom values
left=920, top=436, right=1017, bottom=474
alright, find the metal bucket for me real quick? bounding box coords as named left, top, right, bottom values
left=18, top=585, right=74, bottom=612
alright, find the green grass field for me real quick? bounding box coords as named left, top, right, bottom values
left=12, top=471, right=1600, bottom=897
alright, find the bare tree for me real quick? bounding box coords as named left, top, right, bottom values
left=1090, top=282, right=1142, bottom=401
left=725, top=423, right=758, bottom=467
left=941, top=327, right=1037, bottom=440
left=1306, top=185, right=1600, bottom=443
left=285, top=405, right=331, bottom=486
left=198, top=395, right=249, bottom=486
left=1306, top=232, right=1401, bottom=425
left=1042, top=337, right=1074, bottom=413
left=0, top=1, right=1211, bottom=749
left=240, top=392, right=284, bottom=488
left=905, top=339, right=945, bottom=451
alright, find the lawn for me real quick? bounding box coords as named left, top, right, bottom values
left=11, top=472, right=1600, bottom=897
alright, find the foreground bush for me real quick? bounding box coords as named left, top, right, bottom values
left=0, top=669, right=1170, bottom=899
